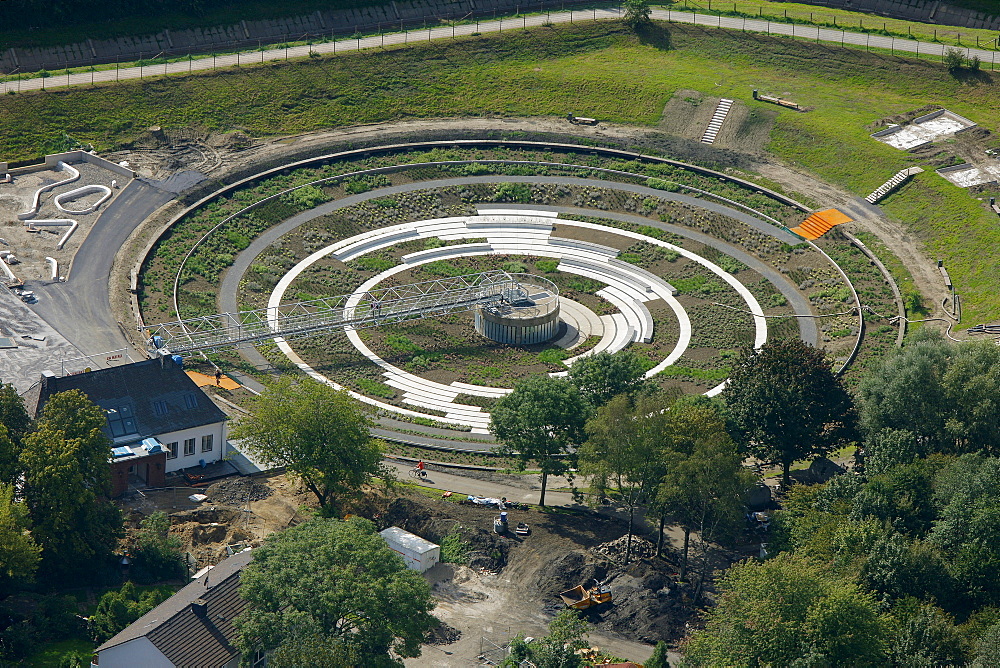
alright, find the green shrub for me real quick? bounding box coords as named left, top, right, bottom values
left=353, top=256, right=396, bottom=272
left=535, top=259, right=559, bottom=273
left=384, top=334, right=422, bottom=353
left=647, top=177, right=680, bottom=192
left=356, top=378, right=395, bottom=399
left=494, top=182, right=532, bottom=203
left=538, top=348, right=569, bottom=365
left=715, top=255, right=748, bottom=274
left=440, top=530, right=470, bottom=563
left=502, top=261, right=527, bottom=273
left=281, top=185, right=328, bottom=210
left=422, top=261, right=464, bottom=277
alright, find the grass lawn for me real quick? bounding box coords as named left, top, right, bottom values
left=27, top=638, right=92, bottom=668
left=1, top=20, right=996, bottom=322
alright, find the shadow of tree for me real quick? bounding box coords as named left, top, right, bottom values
left=636, top=23, right=674, bottom=51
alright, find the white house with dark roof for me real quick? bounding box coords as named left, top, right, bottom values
left=93, top=549, right=260, bottom=668
left=22, top=356, right=229, bottom=495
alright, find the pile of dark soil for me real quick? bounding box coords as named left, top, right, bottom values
left=534, top=549, right=691, bottom=645
left=426, top=620, right=462, bottom=645
left=206, top=476, right=273, bottom=505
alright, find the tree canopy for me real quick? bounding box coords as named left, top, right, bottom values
left=232, top=377, right=383, bottom=516
left=683, top=553, right=889, bottom=666
left=568, top=349, right=650, bottom=407
left=657, top=402, right=756, bottom=578
left=0, top=483, right=40, bottom=598
left=490, top=375, right=589, bottom=506
left=19, top=390, right=122, bottom=579
left=724, top=338, right=857, bottom=486
left=580, top=393, right=665, bottom=563
left=235, top=517, right=437, bottom=667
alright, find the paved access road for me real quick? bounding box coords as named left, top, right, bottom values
left=26, top=172, right=202, bottom=359
left=2, top=7, right=996, bottom=95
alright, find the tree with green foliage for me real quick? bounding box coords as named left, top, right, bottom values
left=235, top=517, right=437, bottom=667
left=503, top=609, right=590, bottom=668
left=857, top=332, right=950, bottom=446
left=232, top=377, right=384, bottom=516
left=19, top=390, right=123, bottom=581
left=580, top=394, right=665, bottom=564
left=622, top=0, right=652, bottom=29
left=0, top=483, right=39, bottom=598
left=0, top=382, right=32, bottom=486
left=724, top=339, right=857, bottom=487
left=90, top=581, right=172, bottom=643
left=656, top=403, right=756, bottom=579
left=890, top=603, right=967, bottom=667
left=490, top=375, right=589, bottom=506
left=568, top=349, right=650, bottom=407
left=646, top=641, right=671, bottom=668
left=861, top=336, right=1000, bottom=455
left=683, top=553, right=889, bottom=666
left=130, top=511, right=184, bottom=582
left=929, top=453, right=1000, bottom=608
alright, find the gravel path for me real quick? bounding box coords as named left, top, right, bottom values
left=2, top=8, right=996, bottom=95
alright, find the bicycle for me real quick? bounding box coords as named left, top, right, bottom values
left=408, top=467, right=427, bottom=479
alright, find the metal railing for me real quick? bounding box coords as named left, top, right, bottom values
left=145, top=270, right=525, bottom=354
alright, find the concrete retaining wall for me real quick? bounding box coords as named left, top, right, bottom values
left=773, top=0, right=1000, bottom=31
left=0, top=0, right=593, bottom=73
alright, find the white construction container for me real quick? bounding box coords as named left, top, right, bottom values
left=380, top=526, right=440, bottom=573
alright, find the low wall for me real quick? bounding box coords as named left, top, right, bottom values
left=7, top=150, right=135, bottom=178
left=0, top=0, right=595, bottom=74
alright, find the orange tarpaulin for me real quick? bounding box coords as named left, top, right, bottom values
left=185, top=370, right=241, bottom=390
left=790, top=209, right=853, bottom=240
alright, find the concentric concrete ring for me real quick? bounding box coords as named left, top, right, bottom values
left=266, top=209, right=766, bottom=431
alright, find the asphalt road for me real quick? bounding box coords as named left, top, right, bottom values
left=26, top=177, right=183, bottom=358
left=2, top=8, right=997, bottom=95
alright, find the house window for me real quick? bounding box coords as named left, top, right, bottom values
left=152, top=399, right=169, bottom=416
left=105, top=405, right=138, bottom=438
left=183, top=438, right=196, bottom=456
left=166, top=441, right=178, bottom=460
left=201, top=434, right=213, bottom=453
left=252, top=648, right=267, bottom=668
left=184, top=393, right=198, bottom=409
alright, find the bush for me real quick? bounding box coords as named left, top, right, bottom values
left=535, top=259, right=559, bottom=273
left=440, top=531, right=470, bottom=564
left=944, top=48, right=966, bottom=72
left=130, top=512, right=184, bottom=583
left=493, top=182, right=532, bottom=203
left=281, top=185, right=328, bottom=210
left=90, top=583, right=171, bottom=643
left=538, top=348, right=569, bottom=365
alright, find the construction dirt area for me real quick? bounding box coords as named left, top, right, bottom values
left=120, top=469, right=715, bottom=666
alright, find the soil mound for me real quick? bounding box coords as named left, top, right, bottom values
left=426, top=620, right=462, bottom=645
left=207, top=476, right=273, bottom=505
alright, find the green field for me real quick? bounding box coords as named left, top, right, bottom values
left=2, top=19, right=997, bottom=322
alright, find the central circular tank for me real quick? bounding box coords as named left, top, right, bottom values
left=474, top=274, right=560, bottom=345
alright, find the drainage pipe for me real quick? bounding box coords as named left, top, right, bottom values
left=45, top=257, right=58, bottom=280
left=0, top=256, right=17, bottom=283
left=54, top=184, right=112, bottom=215
left=18, top=162, right=80, bottom=220
left=26, top=219, right=78, bottom=249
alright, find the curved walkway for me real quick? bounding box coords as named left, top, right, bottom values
left=3, top=8, right=997, bottom=95
left=219, top=174, right=817, bottom=379
left=215, top=175, right=823, bottom=431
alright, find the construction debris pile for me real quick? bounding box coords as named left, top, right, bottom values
left=591, top=535, right=658, bottom=565
left=206, top=476, right=273, bottom=505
